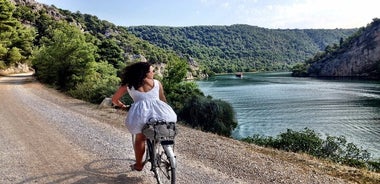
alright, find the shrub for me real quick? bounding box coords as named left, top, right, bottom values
left=319, top=135, right=346, bottom=162
left=241, top=128, right=379, bottom=172
left=368, top=159, right=380, bottom=172
left=178, top=95, right=237, bottom=137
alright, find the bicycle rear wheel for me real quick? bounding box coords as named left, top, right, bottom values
left=153, top=143, right=176, bottom=184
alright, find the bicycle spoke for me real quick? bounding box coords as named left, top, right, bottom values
left=153, top=145, right=175, bottom=184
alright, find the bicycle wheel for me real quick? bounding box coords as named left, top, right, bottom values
left=153, top=143, right=176, bottom=184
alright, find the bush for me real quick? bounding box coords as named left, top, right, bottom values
left=368, top=159, right=380, bottom=172
left=277, top=128, right=323, bottom=155
left=178, top=95, right=237, bottom=137
left=241, top=128, right=379, bottom=172
left=319, top=135, right=346, bottom=162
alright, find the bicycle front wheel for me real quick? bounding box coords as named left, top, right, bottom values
left=153, top=144, right=176, bottom=184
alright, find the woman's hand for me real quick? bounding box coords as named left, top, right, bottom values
left=114, top=104, right=130, bottom=111
left=120, top=104, right=130, bottom=111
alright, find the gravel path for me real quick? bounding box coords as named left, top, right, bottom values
left=0, top=73, right=372, bottom=183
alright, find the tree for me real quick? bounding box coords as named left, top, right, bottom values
left=0, top=44, right=7, bottom=61
left=291, top=63, right=308, bottom=77
left=32, top=22, right=96, bottom=90
left=68, top=61, right=120, bottom=103
left=0, top=0, right=35, bottom=66
left=7, top=47, right=22, bottom=65
left=162, top=57, right=187, bottom=86
left=0, top=0, right=14, bottom=21
left=97, top=38, right=124, bottom=69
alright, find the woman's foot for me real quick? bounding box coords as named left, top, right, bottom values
left=130, top=163, right=144, bottom=171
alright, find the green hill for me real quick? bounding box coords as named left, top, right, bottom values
left=127, top=25, right=357, bottom=73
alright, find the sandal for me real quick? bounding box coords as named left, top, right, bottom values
left=130, top=163, right=143, bottom=171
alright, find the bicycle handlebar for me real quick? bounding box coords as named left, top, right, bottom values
left=114, top=105, right=130, bottom=111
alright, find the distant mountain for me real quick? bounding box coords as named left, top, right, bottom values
left=296, top=18, right=380, bottom=79
left=128, top=25, right=357, bottom=73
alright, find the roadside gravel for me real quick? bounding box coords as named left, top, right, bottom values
left=1, top=73, right=377, bottom=183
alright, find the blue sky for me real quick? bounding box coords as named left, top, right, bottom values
left=35, top=0, right=379, bottom=29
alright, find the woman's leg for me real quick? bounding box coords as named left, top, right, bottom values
left=133, top=133, right=146, bottom=170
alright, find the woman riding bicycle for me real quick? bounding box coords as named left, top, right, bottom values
left=112, top=62, right=177, bottom=171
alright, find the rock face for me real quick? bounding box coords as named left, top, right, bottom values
left=308, top=20, right=380, bottom=79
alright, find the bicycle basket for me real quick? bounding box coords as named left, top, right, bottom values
left=142, top=119, right=177, bottom=141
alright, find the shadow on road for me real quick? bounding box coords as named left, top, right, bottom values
left=16, top=158, right=144, bottom=184
left=0, top=72, right=36, bottom=85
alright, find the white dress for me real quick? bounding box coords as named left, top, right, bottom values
left=125, top=79, right=177, bottom=134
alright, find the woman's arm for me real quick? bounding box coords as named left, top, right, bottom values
left=158, top=81, right=167, bottom=102
left=112, top=85, right=128, bottom=109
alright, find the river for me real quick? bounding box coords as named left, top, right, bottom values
left=197, top=72, right=380, bottom=158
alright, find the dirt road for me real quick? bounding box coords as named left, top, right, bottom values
left=0, top=73, right=367, bottom=183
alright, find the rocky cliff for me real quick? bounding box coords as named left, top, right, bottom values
left=307, top=19, right=380, bottom=79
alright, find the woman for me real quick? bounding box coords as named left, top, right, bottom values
left=112, top=62, right=177, bottom=171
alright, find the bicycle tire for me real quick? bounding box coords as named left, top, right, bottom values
left=153, top=143, right=176, bottom=184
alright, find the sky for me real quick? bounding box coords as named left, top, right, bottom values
left=34, top=0, right=380, bottom=29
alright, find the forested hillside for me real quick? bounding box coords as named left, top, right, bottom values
left=3, top=0, right=193, bottom=98
left=128, top=25, right=357, bottom=73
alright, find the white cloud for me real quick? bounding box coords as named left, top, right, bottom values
left=235, top=0, right=380, bottom=28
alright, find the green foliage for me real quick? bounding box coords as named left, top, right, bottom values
left=162, top=58, right=188, bottom=87
left=68, top=61, right=120, bottom=103
left=165, top=81, right=204, bottom=112
left=97, top=38, right=125, bottom=69
left=0, top=44, right=7, bottom=62
left=0, top=0, right=35, bottom=67
left=0, top=0, right=14, bottom=20
left=32, top=22, right=96, bottom=90
left=158, top=57, right=236, bottom=137
left=368, top=159, right=380, bottom=172
left=278, top=128, right=323, bottom=155
left=7, top=47, right=22, bottom=65
left=318, top=135, right=346, bottom=161
left=241, top=128, right=378, bottom=172
left=291, top=63, right=309, bottom=77
left=12, top=3, right=36, bottom=23
left=179, top=95, right=237, bottom=137
left=0, top=60, right=5, bottom=70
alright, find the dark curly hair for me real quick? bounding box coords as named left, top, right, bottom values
left=120, top=62, right=151, bottom=89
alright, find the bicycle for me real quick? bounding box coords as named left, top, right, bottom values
left=132, top=118, right=177, bottom=184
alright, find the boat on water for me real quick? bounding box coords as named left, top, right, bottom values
left=235, top=72, right=243, bottom=78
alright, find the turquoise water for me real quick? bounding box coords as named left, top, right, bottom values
left=197, top=72, right=380, bottom=158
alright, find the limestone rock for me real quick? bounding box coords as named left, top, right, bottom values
left=308, top=19, right=380, bottom=79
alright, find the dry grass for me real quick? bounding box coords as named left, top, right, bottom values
left=252, top=145, right=380, bottom=184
